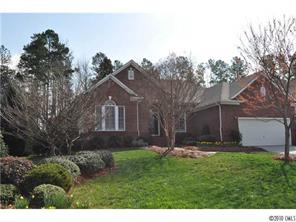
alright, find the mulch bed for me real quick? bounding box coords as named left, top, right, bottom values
left=75, top=167, right=115, bottom=186
left=147, top=145, right=266, bottom=158
left=194, top=146, right=267, bottom=153
left=147, top=146, right=216, bottom=158
left=273, top=153, right=296, bottom=162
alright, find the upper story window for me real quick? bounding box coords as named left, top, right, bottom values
left=128, top=67, right=134, bottom=80
left=95, top=98, right=125, bottom=131
left=260, top=85, right=266, bottom=97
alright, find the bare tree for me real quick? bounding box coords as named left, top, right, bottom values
left=240, top=16, right=296, bottom=162
left=73, top=60, right=93, bottom=93
left=0, top=72, right=104, bottom=156
left=145, top=53, right=203, bottom=157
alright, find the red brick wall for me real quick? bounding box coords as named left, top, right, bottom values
left=188, top=106, right=220, bottom=140
left=84, top=65, right=165, bottom=144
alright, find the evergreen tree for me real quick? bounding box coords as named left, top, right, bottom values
left=91, top=52, right=113, bottom=82
left=208, top=59, right=231, bottom=85
left=18, top=29, right=73, bottom=83
left=113, top=60, right=123, bottom=70
left=229, top=56, right=248, bottom=79
left=141, top=58, right=154, bottom=73
left=0, top=45, right=15, bottom=96
left=207, top=57, right=248, bottom=85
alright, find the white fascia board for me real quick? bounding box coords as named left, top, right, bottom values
left=109, top=75, right=138, bottom=96
left=111, top=59, right=147, bottom=77
left=231, top=75, right=260, bottom=99
left=87, top=74, right=138, bottom=96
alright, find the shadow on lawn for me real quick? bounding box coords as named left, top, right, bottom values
left=280, top=163, right=296, bottom=190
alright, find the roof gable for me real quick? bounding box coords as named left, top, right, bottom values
left=111, top=59, right=147, bottom=77
left=229, top=72, right=261, bottom=99
left=87, top=60, right=147, bottom=96
left=88, top=74, right=138, bottom=96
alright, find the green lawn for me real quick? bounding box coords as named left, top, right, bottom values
left=72, top=149, right=296, bottom=209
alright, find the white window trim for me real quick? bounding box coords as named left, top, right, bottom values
left=151, top=114, right=160, bottom=136
left=176, top=113, right=187, bottom=133
left=95, top=104, right=125, bottom=132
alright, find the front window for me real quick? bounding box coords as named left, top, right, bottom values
left=96, top=99, right=125, bottom=131
left=149, top=112, right=186, bottom=135
left=150, top=112, right=160, bottom=136
left=175, top=113, right=186, bottom=132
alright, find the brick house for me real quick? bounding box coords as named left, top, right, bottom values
left=84, top=60, right=296, bottom=146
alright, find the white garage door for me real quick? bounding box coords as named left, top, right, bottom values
left=238, top=117, right=291, bottom=146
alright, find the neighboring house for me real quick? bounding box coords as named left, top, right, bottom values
left=83, top=60, right=296, bottom=146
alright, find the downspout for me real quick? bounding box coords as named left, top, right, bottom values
left=218, top=103, right=223, bottom=142
left=137, top=101, right=140, bottom=136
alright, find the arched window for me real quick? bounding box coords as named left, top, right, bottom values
left=104, top=99, right=116, bottom=106
left=260, top=86, right=266, bottom=97
left=95, top=99, right=125, bottom=131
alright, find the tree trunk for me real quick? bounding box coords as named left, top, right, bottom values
left=49, top=144, right=56, bottom=156
left=161, top=132, right=176, bottom=158
left=284, top=126, right=290, bottom=162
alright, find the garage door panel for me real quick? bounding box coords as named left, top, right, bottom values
left=238, top=118, right=291, bottom=146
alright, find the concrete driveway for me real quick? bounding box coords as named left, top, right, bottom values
left=259, top=145, right=296, bottom=153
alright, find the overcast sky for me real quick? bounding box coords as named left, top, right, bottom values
left=1, top=0, right=296, bottom=70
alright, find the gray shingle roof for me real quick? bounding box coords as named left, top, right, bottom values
left=197, top=73, right=260, bottom=108
left=229, top=72, right=260, bottom=98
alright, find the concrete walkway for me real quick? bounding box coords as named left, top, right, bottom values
left=259, top=145, right=296, bottom=153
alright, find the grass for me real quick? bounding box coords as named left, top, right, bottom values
left=72, top=149, right=296, bottom=209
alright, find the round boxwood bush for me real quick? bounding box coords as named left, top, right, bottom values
left=0, top=156, right=34, bottom=186
left=22, top=163, right=73, bottom=194
left=41, top=157, right=81, bottom=179
left=76, top=150, right=114, bottom=167
left=98, top=150, right=114, bottom=167
left=30, top=184, right=70, bottom=208
left=0, top=184, right=19, bottom=204
left=66, top=153, right=105, bottom=175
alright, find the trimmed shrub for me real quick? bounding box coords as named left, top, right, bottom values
left=65, top=153, right=105, bottom=175
left=30, top=184, right=71, bottom=208
left=198, top=134, right=217, bottom=142
left=0, top=156, right=34, bottom=186
left=0, top=184, right=19, bottom=204
left=0, top=132, right=8, bottom=158
left=175, top=133, right=195, bottom=145
left=97, top=150, right=114, bottom=168
left=123, top=136, right=133, bottom=147
left=22, top=163, right=73, bottom=193
left=230, top=130, right=242, bottom=144
left=77, top=150, right=114, bottom=168
left=41, top=157, right=81, bottom=179
left=131, top=137, right=148, bottom=147
left=79, top=135, right=106, bottom=150
left=107, top=136, right=123, bottom=148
